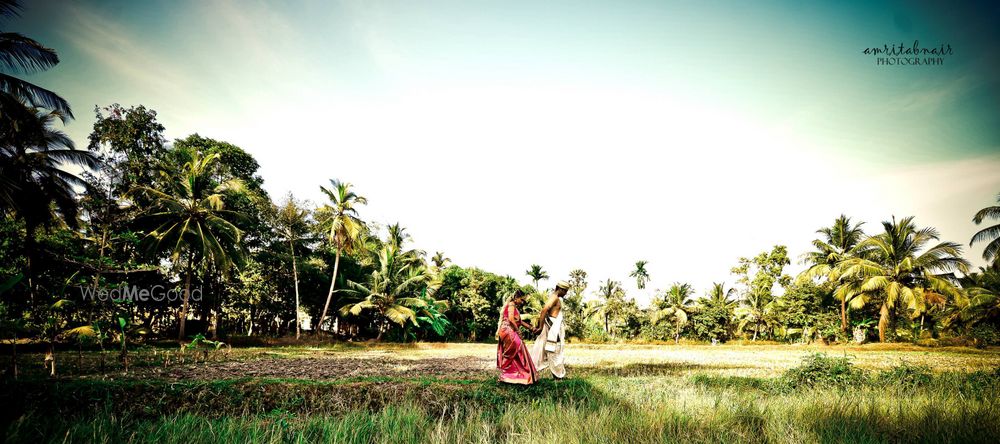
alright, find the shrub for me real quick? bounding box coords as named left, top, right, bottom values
left=873, top=361, right=933, bottom=388
left=781, top=353, right=866, bottom=388
left=970, top=324, right=1000, bottom=347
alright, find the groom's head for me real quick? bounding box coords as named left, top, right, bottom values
left=554, top=281, right=570, bottom=298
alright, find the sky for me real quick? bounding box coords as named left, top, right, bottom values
left=12, top=0, right=1000, bottom=305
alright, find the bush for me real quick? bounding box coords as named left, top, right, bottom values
left=781, top=353, right=867, bottom=388
left=970, top=324, right=1000, bottom=347
left=873, top=361, right=933, bottom=388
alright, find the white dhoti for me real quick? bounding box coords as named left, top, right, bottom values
left=531, top=312, right=566, bottom=378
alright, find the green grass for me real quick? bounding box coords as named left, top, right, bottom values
left=3, top=344, right=1000, bottom=443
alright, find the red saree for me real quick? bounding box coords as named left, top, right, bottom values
left=496, top=303, right=538, bottom=385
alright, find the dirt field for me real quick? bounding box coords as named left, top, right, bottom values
left=114, top=342, right=1000, bottom=382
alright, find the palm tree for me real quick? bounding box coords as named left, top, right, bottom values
left=274, top=193, right=310, bottom=339
left=699, top=282, right=738, bottom=340
left=734, top=287, right=775, bottom=341
left=971, top=193, right=1000, bottom=269
left=131, top=152, right=246, bottom=340
left=431, top=251, right=450, bottom=269
left=587, top=279, right=625, bottom=335
left=960, top=267, right=1000, bottom=325
left=798, top=215, right=865, bottom=332
left=652, top=282, right=696, bottom=343
left=629, top=260, right=650, bottom=289
left=568, top=269, right=588, bottom=296
left=704, top=282, right=738, bottom=309
left=338, top=243, right=442, bottom=340
left=386, top=222, right=411, bottom=249
left=526, top=264, right=549, bottom=291
left=316, top=179, right=367, bottom=334
left=0, top=0, right=73, bottom=117
left=839, top=216, right=970, bottom=342
left=0, top=101, right=97, bottom=299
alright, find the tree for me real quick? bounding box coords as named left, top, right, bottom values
left=732, top=246, right=791, bottom=340
left=0, top=0, right=73, bottom=116
left=960, top=267, right=1000, bottom=326
left=0, top=102, right=97, bottom=299
left=387, top=223, right=411, bottom=249
left=589, top=279, right=625, bottom=336
left=652, top=282, right=696, bottom=343
left=691, top=282, right=738, bottom=342
left=526, top=264, right=548, bottom=291
left=771, top=281, right=837, bottom=343
left=274, top=193, right=311, bottom=339
left=840, top=216, right=970, bottom=342
left=563, top=268, right=588, bottom=337
left=131, top=151, right=247, bottom=340
left=82, top=104, right=167, bottom=306
left=316, top=179, right=367, bottom=334
left=798, top=215, right=865, bottom=332
left=338, top=243, right=441, bottom=340
left=971, top=192, right=1000, bottom=269
left=87, top=104, right=166, bottom=193
left=431, top=252, right=450, bottom=269
left=629, top=260, right=650, bottom=289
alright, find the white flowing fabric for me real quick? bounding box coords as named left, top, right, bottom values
left=531, top=311, right=566, bottom=378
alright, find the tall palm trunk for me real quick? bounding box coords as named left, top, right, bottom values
left=877, top=303, right=890, bottom=343
left=178, top=249, right=194, bottom=340
left=289, top=239, right=301, bottom=339
left=317, top=248, right=342, bottom=334
left=840, top=297, right=848, bottom=332
left=23, top=227, right=37, bottom=304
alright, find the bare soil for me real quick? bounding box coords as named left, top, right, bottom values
left=128, top=354, right=496, bottom=381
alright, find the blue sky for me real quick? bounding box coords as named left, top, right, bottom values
left=12, top=0, right=1000, bottom=303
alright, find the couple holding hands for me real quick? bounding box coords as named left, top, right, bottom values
left=495, top=281, right=569, bottom=384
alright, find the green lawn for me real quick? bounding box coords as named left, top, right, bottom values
left=3, top=343, right=999, bottom=443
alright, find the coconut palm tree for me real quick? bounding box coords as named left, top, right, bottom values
left=526, top=264, right=549, bottom=291
left=0, top=101, right=97, bottom=299
left=652, top=282, right=696, bottom=343
left=629, top=260, right=650, bottom=289
left=338, top=243, right=442, bottom=340
left=274, top=193, right=310, bottom=339
left=971, top=193, right=1000, bottom=269
left=316, top=179, right=367, bottom=334
left=387, top=222, right=411, bottom=249
left=839, top=216, right=969, bottom=342
left=130, top=151, right=246, bottom=340
left=734, top=287, right=776, bottom=341
left=704, top=282, right=738, bottom=309
left=587, top=279, right=625, bottom=335
left=431, top=251, right=450, bottom=269
left=958, top=267, right=1000, bottom=326
left=798, top=215, right=866, bottom=332
left=0, top=0, right=73, bottom=117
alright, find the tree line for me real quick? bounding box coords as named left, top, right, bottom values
left=1, top=0, right=999, bottom=354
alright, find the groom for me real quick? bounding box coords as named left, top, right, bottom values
left=531, top=281, right=569, bottom=378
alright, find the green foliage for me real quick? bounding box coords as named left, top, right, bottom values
left=971, top=192, right=1000, bottom=266
left=781, top=353, right=866, bottom=388
left=969, top=323, right=1000, bottom=346
left=872, top=361, right=933, bottom=388
left=187, top=333, right=227, bottom=350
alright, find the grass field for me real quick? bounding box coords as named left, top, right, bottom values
left=3, top=342, right=1000, bottom=443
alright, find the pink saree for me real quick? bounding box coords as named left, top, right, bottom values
left=496, top=303, right=538, bottom=385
